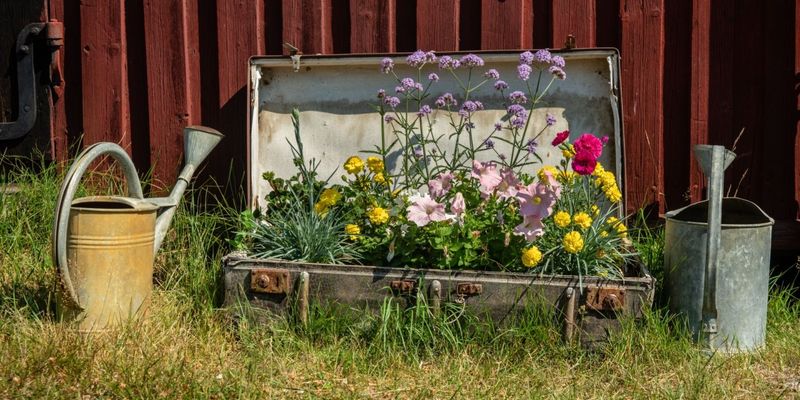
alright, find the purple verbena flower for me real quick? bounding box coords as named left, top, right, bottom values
left=533, top=49, right=552, bottom=65
left=438, top=56, right=461, bottom=70
left=549, top=65, right=566, bottom=80
left=407, top=50, right=436, bottom=67
left=401, top=77, right=416, bottom=90
left=384, top=96, right=401, bottom=109
left=417, top=105, right=432, bottom=116
left=507, top=104, right=526, bottom=116
left=434, top=92, right=457, bottom=108
left=551, top=55, right=565, bottom=68
left=519, top=51, right=534, bottom=65
left=509, top=91, right=528, bottom=104
left=384, top=114, right=395, bottom=123
left=511, top=110, right=528, bottom=129
left=428, top=72, right=439, bottom=82
left=380, top=58, right=394, bottom=73
left=494, top=80, right=509, bottom=91
left=413, top=145, right=424, bottom=159
left=460, top=54, right=484, bottom=68
left=377, top=89, right=386, bottom=98
left=518, top=64, right=533, bottom=81
left=462, top=100, right=482, bottom=114
left=494, top=122, right=503, bottom=131
left=484, top=69, right=500, bottom=80
left=483, top=138, right=495, bottom=149
left=546, top=113, right=556, bottom=126
left=526, top=139, right=537, bottom=153
left=395, top=86, right=405, bottom=94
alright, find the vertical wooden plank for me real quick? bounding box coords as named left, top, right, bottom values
left=80, top=0, right=131, bottom=150
left=143, top=0, right=201, bottom=186
left=532, top=0, right=552, bottom=49
left=349, top=0, right=396, bottom=53
left=660, top=0, right=691, bottom=210
left=480, top=0, right=532, bottom=50
left=417, top=0, right=459, bottom=51
left=619, top=0, right=665, bottom=215
left=796, top=0, right=800, bottom=218
left=688, top=0, right=710, bottom=202
left=282, top=0, right=333, bottom=54
left=49, top=0, right=68, bottom=161
left=550, top=0, right=595, bottom=48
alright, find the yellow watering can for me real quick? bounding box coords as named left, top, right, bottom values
left=52, top=126, right=223, bottom=331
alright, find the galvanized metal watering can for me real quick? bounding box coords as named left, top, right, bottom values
left=52, top=126, right=223, bottom=331
left=664, top=145, right=774, bottom=353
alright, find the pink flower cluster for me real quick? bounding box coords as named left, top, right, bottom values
left=514, top=170, right=561, bottom=241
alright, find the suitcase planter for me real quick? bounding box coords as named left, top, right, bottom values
left=224, top=49, right=656, bottom=344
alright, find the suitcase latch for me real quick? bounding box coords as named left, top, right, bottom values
left=390, top=279, right=416, bottom=295
left=585, top=286, right=625, bottom=311
left=250, top=269, right=291, bottom=294
left=454, top=282, right=483, bottom=303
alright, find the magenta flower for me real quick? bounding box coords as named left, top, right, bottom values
left=427, top=172, right=454, bottom=199
left=572, top=150, right=598, bottom=175
left=450, top=192, right=466, bottom=216
left=552, top=130, right=570, bottom=146
left=471, top=160, right=502, bottom=195
left=573, top=133, right=603, bottom=158
left=407, top=194, right=448, bottom=227
left=514, top=215, right=545, bottom=242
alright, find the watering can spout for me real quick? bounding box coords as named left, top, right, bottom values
left=152, top=126, right=224, bottom=252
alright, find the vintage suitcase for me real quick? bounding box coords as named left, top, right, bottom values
left=225, top=49, right=655, bottom=344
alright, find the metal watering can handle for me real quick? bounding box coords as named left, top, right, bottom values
left=52, top=143, right=144, bottom=308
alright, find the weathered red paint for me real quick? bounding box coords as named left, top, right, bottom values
left=282, top=0, right=333, bottom=54
left=550, top=0, right=595, bottom=48
left=48, top=0, right=67, bottom=161
left=796, top=0, right=800, bottom=219
left=619, top=0, right=665, bottom=214
left=689, top=0, right=710, bottom=203
left=480, top=0, right=533, bottom=50
left=143, top=0, right=201, bottom=187
left=417, top=0, right=459, bottom=51
left=79, top=0, right=131, bottom=152
left=350, top=0, right=396, bottom=53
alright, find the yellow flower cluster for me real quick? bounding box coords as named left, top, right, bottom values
left=345, top=224, right=361, bottom=240
left=374, top=172, right=389, bottom=186
left=366, top=156, right=384, bottom=173
left=537, top=166, right=558, bottom=183
left=572, top=212, right=592, bottom=230
left=367, top=207, right=389, bottom=225
left=314, top=188, right=341, bottom=214
left=562, top=144, right=575, bottom=159
left=593, top=164, right=622, bottom=203
left=553, top=211, right=571, bottom=228
left=521, top=246, right=542, bottom=267
left=606, top=216, right=628, bottom=238
left=562, top=231, right=584, bottom=254
left=344, top=156, right=364, bottom=174
left=557, top=170, right=577, bottom=185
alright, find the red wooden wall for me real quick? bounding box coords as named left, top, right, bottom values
left=45, top=0, right=799, bottom=236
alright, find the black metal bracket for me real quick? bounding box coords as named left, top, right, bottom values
left=0, top=22, right=60, bottom=141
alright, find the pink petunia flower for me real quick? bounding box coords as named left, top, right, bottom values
left=516, top=180, right=560, bottom=220
left=471, top=160, right=502, bottom=196
left=427, top=172, right=454, bottom=199
left=495, top=168, right=520, bottom=200
left=573, top=133, right=604, bottom=159
left=552, top=130, right=570, bottom=146
left=450, top=192, right=466, bottom=216
left=514, top=215, right=545, bottom=242
left=407, top=194, right=448, bottom=227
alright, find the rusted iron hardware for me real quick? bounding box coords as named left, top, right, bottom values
left=390, top=279, right=416, bottom=295
left=585, top=286, right=625, bottom=311
left=452, top=282, right=483, bottom=304
left=0, top=21, right=64, bottom=141
left=250, top=269, right=291, bottom=294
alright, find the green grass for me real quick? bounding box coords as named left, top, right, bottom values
left=1, top=161, right=799, bottom=399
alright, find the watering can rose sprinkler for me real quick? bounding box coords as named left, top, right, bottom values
left=52, top=126, right=223, bottom=331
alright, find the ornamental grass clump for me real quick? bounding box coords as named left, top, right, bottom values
left=253, top=49, right=633, bottom=278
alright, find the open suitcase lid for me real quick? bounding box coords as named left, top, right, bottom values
left=248, top=49, right=624, bottom=213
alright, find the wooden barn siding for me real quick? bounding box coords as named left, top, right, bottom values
left=47, top=0, right=799, bottom=222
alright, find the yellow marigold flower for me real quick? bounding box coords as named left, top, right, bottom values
left=595, top=171, right=617, bottom=189
left=558, top=170, right=577, bottom=184
left=600, top=230, right=609, bottom=238
left=591, top=205, right=600, bottom=216
left=521, top=246, right=543, bottom=268
left=606, top=216, right=619, bottom=226
left=373, top=172, right=389, bottom=185
left=318, top=188, right=341, bottom=206
left=367, top=207, right=389, bottom=225
left=615, top=222, right=628, bottom=238
left=563, top=231, right=584, bottom=254
left=345, top=224, right=361, bottom=240
left=314, top=202, right=329, bottom=215
left=553, top=211, right=571, bottom=228
left=537, top=166, right=559, bottom=183
left=593, top=163, right=606, bottom=176
left=343, top=156, right=364, bottom=174
left=573, top=212, right=592, bottom=230
left=605, top=187, right=622, bottom=203
left=366, top=156, right=384, bottom=173
left=562, top=144, right=575, bottom=159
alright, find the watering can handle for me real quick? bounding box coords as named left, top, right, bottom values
left=52, top=143, right=144, bottom=307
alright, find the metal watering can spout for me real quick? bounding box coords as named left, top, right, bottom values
left=149, top=126, right=224, bottom=252
left=53, top=126, right=222, bottom=329
left=692, top=144, right=736, bottom=346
